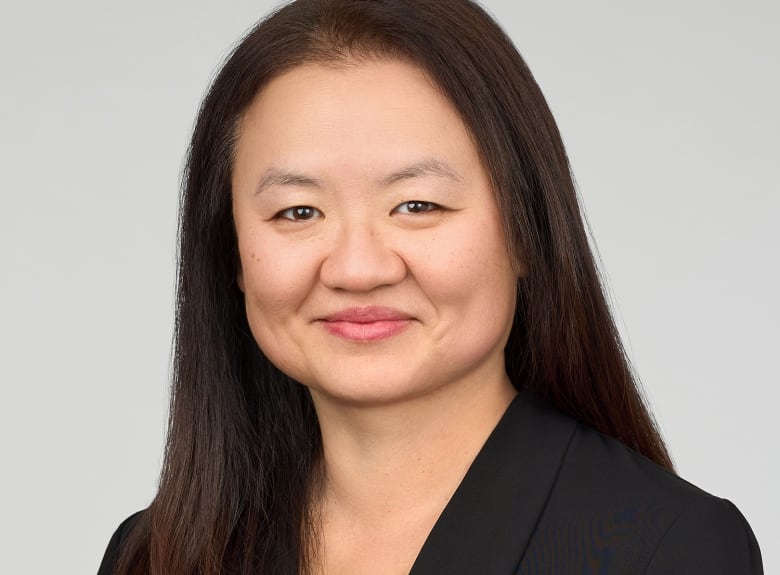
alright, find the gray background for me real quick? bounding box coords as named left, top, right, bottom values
left=0, top=1, right=777, bottom=573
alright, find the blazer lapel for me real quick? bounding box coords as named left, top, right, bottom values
left=409, top=391, right=577, bottom=575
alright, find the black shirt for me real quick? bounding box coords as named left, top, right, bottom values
left=99, top=392, right=763, bottom=574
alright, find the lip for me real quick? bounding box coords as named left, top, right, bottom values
left=320, top=306, right=413, bottom=341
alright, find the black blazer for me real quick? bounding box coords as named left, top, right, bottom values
left=99, top=392, right=763, bottom=574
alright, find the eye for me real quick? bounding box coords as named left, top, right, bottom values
left=392, top=201, right=441, bottom=215
left=276, top=206, right=322, bottom=221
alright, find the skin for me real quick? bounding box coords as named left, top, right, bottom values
left=232, top=59, right=521, bottom=574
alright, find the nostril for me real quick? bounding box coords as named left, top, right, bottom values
left=319, top=230, right=407, bottom=292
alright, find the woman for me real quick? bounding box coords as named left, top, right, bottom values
left=98, top=0, right=762, bottom=573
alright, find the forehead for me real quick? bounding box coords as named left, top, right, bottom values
left=249, top=57, right=446, bottom=112
left=233, top=59, right=480, bottom=181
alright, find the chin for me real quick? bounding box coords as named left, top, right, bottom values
left=304, top=372, right=437, bottom=408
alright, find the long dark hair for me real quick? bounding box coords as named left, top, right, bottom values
left=116, top=1, right=672, bottom=573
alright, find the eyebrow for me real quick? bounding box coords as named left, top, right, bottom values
left=255, top=169, right=321, bottom=196
left=381, top=158, right=462, bottom=186
left=254, top=158, right=461, bottom=196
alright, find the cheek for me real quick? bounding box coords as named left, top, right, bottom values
left=238, top=232, right=318, bottom=307
left=236, top=240, right=318, bottom=372
left=408, top=217, right=517, bottom=336
left=240, top=249, right=287, bottom=312
left=418, top=216, right=515, bottom=294
left=237, top=241, right=317, bottom=380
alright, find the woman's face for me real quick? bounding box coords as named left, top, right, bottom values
left=232, top=59, right=519, bottom=407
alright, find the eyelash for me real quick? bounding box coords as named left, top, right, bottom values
left=392, top=201, right=441, bottom=215
left=275, top=206, right=323, bottom=221
left=274, top=201, right=441, bottom=221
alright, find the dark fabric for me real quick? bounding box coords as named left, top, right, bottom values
left=97, top=511, right=142, bottom=575
left=411, top=391, right=763, bottom=574
left=408, top=392, right=577, bottom=573
left=98, top=392, right=763, bottom=574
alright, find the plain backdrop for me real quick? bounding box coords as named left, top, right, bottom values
left=0, top=1, right=777, bottom=573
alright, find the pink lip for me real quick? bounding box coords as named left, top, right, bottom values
left=321, top=306, right=412, bottom=341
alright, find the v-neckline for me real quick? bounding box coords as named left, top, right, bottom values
left=408, top=391, right=577, bottom=574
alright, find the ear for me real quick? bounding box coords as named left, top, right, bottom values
left=514, top=259, right=529, bottom=279
left=509, top=246, right=529, bottom=279
left=236, top=264, right=245, bottom=293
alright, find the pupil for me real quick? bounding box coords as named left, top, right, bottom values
left=296, top=207, right=310, bottom=219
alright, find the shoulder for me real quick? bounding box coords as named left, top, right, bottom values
left=523, top=411, right=763, bottom=573
left=644, top=496, right=763, bottom=573
left=97, top=511, right=145, bottom=575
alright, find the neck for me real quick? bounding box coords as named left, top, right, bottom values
left=310, top=374, right=517, bottom=528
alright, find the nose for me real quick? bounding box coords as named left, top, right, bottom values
left=319, top=221, right=407, bottom=292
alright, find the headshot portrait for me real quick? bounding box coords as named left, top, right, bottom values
left=0, top=1, right=776, bottom=574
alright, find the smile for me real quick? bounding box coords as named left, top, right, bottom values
left=320, top=306, right=413, bottom=342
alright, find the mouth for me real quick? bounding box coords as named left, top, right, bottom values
left=320, top=306, right=413, bottom=341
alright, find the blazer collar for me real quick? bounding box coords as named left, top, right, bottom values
left=409, top=391, right=577, bottom=574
